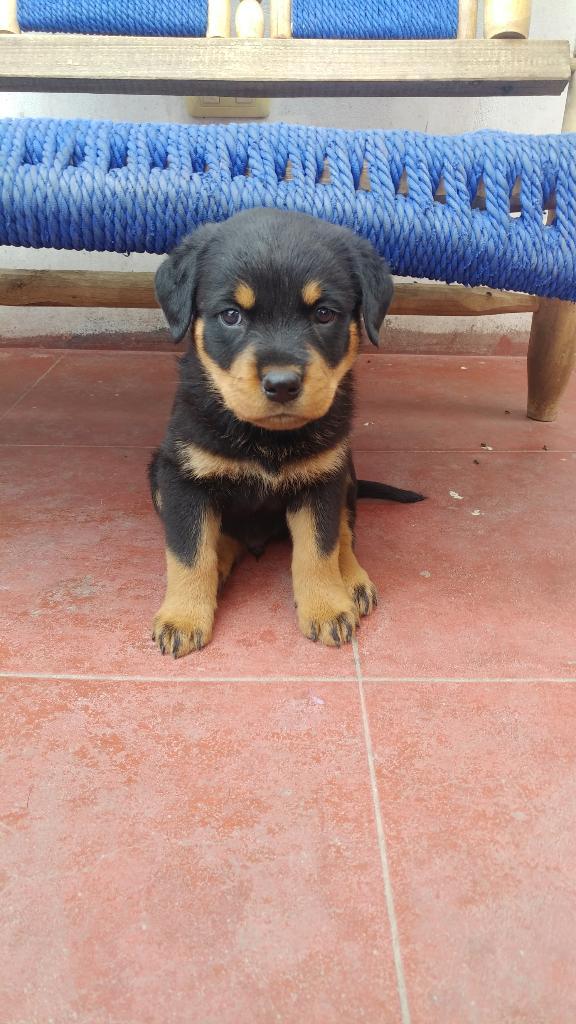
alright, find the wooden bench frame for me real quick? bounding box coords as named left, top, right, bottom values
left=0, top=0, right=574, bottom=420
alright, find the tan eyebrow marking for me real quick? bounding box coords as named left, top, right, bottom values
left=301, top=280, right=322, bottom=305
left=233, top=281, right=256, bottom=309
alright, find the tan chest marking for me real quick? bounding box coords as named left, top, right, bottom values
left=177, top=439, right=348, bottom=490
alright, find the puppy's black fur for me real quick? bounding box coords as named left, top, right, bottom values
left=150, top=208, right=423, bottom=656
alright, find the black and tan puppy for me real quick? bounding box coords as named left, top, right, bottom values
left=150, top=208, right=422, bottom=656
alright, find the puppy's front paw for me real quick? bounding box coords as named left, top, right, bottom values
left=297, top=588, right=358, bottom=647
left=152, top=608, right=214, bottom=657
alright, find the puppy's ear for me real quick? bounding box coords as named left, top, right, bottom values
left=155, top=224, right=216, bottom=343
left=350, top=238, right=393, bottom=347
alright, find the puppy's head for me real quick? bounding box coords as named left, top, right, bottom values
left=155, top=209, right=392, bottom=431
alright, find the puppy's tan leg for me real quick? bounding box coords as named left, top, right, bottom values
left=217, top=533, right=243, bottom=587
left=153, top=508, right=220, bottom=657
left=288, top=504, right=357, bottom=647
left=339, top=509, right=378, bottom=618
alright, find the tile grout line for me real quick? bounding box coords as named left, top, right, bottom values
left=0, top=354, right=65, bottom=424
left=0, top=670, right=574, bottom=685
left=360, top=675, right=576, bottom=684
left=353, top=638, right=412, bottom=1024
left=0, top=670, right=358, bottom=684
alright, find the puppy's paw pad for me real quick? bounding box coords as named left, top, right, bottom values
left=152, top=614, right=212, bottom=658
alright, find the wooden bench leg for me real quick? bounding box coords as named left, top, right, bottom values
left=526, top=60, right=575, bottom=422
left=527, top=298, right=576, bottom=421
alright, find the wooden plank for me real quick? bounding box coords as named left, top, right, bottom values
left=0, top=36, right=569, bottom=96
left=392, top=281, right=539, bottom=315
left=0, top=270, right=540, bottom=316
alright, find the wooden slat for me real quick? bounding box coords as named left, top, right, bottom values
left=0, top=270, right=540, bottom=316
left=0, top=0, right=19, bottom=34
left=457, top=0, right=478, bottom=39
left=0, top=36, right=569, bottom=96
left=392, top=282, right=539, bottom=316
left=270, top=0, right=291, bottom=38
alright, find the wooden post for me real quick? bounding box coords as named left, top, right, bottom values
left=206, top=0, right=231, bottom=38
left=235, top=0, right=264, bottom=39
left=270, top=0, right=291, bottom=38
left=527, top=67, right=576, bottom=421
left=0, top=0, right=19, bottom=33
left=458, top=0, right=478, bottom=40
left=484, top=0, right=531, bottom=39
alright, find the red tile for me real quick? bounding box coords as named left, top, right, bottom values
left=365, top=681, right=576, bottom=1023
left=352, top=354, right=576, bottom=453
left=0, top=350, right=178, bottom=447
left=0, top=349, right=61, bottom=418
left=352, top=451, right=576, bottom=679
left=0, top=680, right=400, bottom=1023
left=0, top=446, right=356, bottom=678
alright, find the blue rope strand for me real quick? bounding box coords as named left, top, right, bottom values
left=1, top=118, right=575, bottom=300
left=17, top=0, right=207, bottom=36
left=291, top=0, right=458, bottom=39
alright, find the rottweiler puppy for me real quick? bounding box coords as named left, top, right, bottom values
left=150, top=208, right=422, bottom=657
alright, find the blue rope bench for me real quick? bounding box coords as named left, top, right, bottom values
left=292, top=0, right=458, bottom=39
left=1, top=118, right=575, bottom=301
left=17, top=0, right=207, bottom=36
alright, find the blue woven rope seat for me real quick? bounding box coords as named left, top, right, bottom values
left=17, top=0, right=207, bottom=36
left=292, top=0, right=458, bottom=39
left=1, top=118, right=575, bottom=301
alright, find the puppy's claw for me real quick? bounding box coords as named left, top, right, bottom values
left=353, top=583, right=378, bottom=618
left=299, top=603, right=357, bottom=648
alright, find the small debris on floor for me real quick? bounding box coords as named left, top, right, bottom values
left=542, top=445, right=549, bottom=451
left=473, top=459, right=480, bottom=465
left=505, top=409, right=511, bottom=415
left=481, top=442, right=493, bottom=450
left=471, top=510, right=483, bottom=516
left=450, top=490, right=464, bottom=500
left=420, top=570, right=432, bottom=578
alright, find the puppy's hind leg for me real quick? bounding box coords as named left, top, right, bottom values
left=339, top=506, right=378, bottom=619
left=217, top=534, right=243, bottom=587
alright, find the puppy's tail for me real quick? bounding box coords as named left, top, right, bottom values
left=357, top=479, right=425, bottom=503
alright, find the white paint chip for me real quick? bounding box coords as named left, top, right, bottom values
left=471, top=510, right=482, bottom=516
left=450, top=490, right=464, bottom=500
left=420, top=570, right=432, bottom=578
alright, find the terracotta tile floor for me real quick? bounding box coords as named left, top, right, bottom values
left=1, top=347, right=575, bottom=1023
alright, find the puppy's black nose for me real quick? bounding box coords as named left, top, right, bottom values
left=261, top=370, right=302, bottom=404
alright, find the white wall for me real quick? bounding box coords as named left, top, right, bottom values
left=0, top=0, right=574, bottom=344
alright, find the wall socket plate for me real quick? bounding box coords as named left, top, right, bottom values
left=186, top=96, right=270, bottom=119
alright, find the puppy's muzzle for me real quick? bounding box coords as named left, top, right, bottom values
left=261, top=369, right=303, bottom=405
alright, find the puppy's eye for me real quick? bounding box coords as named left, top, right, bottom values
left=314, top=307, right=337, bottom=325
left=219, top=309, right=243, bottom=327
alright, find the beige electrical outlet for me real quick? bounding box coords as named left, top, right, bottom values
left=187, top=96, right=270, bottom=119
